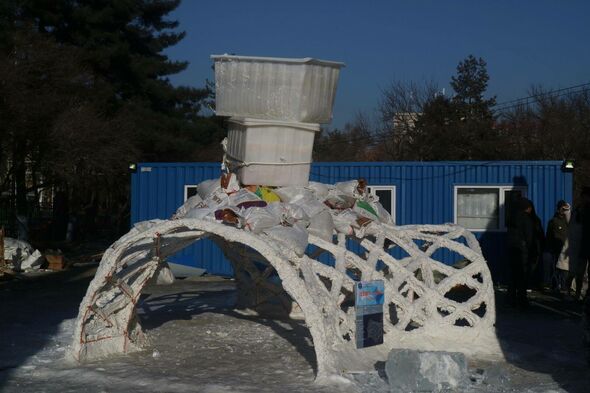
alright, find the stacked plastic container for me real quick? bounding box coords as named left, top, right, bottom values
left=212, top=55, right=345, bottom=186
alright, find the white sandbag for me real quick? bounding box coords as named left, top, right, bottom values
left=372, top=200, right=395, bottom=225
left=354, top=220, right=380, bottom=238
left=264, top=224, right=309, bottom=257
left=197, top=178, right=221, bottom=199
left=353, top=200, right=379, bottom=221
left=151, top=262, right=175, bottom=285
left=19, top=249, right=44, bottom=271
left=335, top=180, right=359, bottom=196
left=283, top=204, right=310, bottom=227
left=324, top=190, right=356, bottom=210
left=213, top=206, right=243, bottom=227
left=175, top=195, right=207, bottom=218
left=228, top=188, right=262, bottom=207
left=308, top=210, right=335, bottom=242
left=267, top=203, right=310, bottom=227
left=291, top=196, right=328, bottom=218
left=221, top=173, right=240, bottom=194
left=243, top=207, right=281, bottom=234
left=306, top=181, right=331, bottom=199
left=274, top=187, right=314, bottom=203
left=204, top=188, right=230, bottom=209
left=334, top=179, right=373, bottom=200
left=332, top=209, right=359, bottom=235
left=184, top=207, right=217, bottom=220
left=3, top=237, right=35, bottom=261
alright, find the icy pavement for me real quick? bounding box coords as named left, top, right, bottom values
left=1, top=265, right=589, bottom=392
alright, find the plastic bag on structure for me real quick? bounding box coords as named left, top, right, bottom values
left=221, top=173, right=240, bottom=195
left=150, top=262, right=175, bottom=285
left=354, top=199, right=379, bottom=221
left=266, top=202, right=309, bottom=225
left=228, top=188, right=264, bottom=208
left=242, top=207, right=281, bottom=234
left=274, top=186, right=314, bottom=203
left=324, top=191, right=356, bottom=210
left=332, top=209, right=359, bottom=235
left=255, top=187, right=281, bottom=203
left=283, top=204, right=310, bottom=227
left=267, top=203, right=310, bottom=227
left=292, top=197, right=328, bottom=218
left=174, top=195, right=207, bottom=218
left=307, top=210, right=335, bottom=242
left=204, top=188, right=230, bottom=209
left=372, top=200, right=395, bottom=225
left=335, top=178, right=370, bottom=199
left=184, top=206, right=217, bottom=220
left=335, top=180, right=358, bottom=195
left=197, top=178, right=221, bottom=199
left=214, top=207, right=243, bottom=227
left=264, top=223, right=309, bottom=257
left=354, top=219, right=379, bottom=238
left=306, top=182, right=331, bottom=199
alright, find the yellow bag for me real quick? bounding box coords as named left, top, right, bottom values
left=256, top=187, right=281, bottom=203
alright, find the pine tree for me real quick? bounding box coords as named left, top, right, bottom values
left=449, top=55, right=498, bottom=159
left=10, top=0, right=220, bottom=161
left=451, top=55, right=496, bottom=121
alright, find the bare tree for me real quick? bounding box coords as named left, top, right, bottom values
left=377, top=80, right=440, bottom=160
left=496, top=85, right=590, bottom=197
left=313, top=112, right=376, bottom=162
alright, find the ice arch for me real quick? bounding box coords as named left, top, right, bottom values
left=70, top=219, right=501, bottom=381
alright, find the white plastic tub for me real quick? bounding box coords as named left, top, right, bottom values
left=212, top=55, right=345, bottom=124
left=224, top=118, right=320, bottom=186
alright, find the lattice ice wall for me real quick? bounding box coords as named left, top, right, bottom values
left=70, top=219, right=500, bottom=381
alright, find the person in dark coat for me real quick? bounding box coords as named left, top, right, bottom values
left=567, top=187, right=590, bottom=300
left=529, top=203, right=545, bottom=288
left=546, top=200, right=570, bottom=290
left=507, top=198, right=535, bottom=307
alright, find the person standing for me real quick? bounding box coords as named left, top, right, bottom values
left=507, top=198, right=535, bottom=307
left=545, top=200, right=570, bottom=291
left=530, top=203, right=545, bottom=288
left=567, top=188, right=590, bottom=301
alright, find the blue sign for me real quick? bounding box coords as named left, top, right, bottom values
left=355, top=280, right=384, bottom=348
left=355, top=280, right=385, bottom=307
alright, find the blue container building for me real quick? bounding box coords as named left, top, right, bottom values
left=131, top=161, right=573, bottom=283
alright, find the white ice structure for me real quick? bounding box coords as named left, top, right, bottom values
left=70, top=55, right=500, bottom=383
left=70, top=181, right=501, bottom=383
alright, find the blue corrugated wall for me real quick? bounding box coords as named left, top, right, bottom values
left=131, top=161, right=573, bottom=282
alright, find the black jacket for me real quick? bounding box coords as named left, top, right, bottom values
left=507, top=210, right=534, bottom=255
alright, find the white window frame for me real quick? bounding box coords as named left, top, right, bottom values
left=184, top=185, right=198, bottom=202
left=453, top=185, right=527, bottom=232
left=367, top=185, right=396, bottom=224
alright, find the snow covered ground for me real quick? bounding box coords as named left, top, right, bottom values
left=0, top=264, right=588, bottom=392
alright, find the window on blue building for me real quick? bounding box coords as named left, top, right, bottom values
left=184, top=185, right=198, bottom=201
left=367, top=186, right=396, bottom=223
left=455, top=186, right=527, bottom=231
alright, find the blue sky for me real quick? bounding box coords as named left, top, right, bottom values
left=164, top=0, right=590, bottom=129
